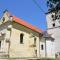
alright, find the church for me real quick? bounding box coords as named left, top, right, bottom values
left=0, top=10, right=43, bottom=58
left=0, top=9, right=60, bottom=59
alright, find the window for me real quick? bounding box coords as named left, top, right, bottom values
left=53, top=18, right=56, bottom=21
left=20, top=33, right=24, bottom=44
left=2, top=17, right=5, bottom=22
left=41, top=44, right=44, bottom=50
left=57, top=15, right=60, bottom=19
left=34, top=37, right=36, bottom=45
left=51, top=14, right=54, bottom=18
left=53, top=23, right=55, bottom=27
left=35, top=50, right=37, bottom=56
left=0, top=41, right=1, bottom=48
left=51, top=14, right=57, bottom=21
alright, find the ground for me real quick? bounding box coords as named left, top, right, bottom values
left=0, top=58, right=60, bottom=60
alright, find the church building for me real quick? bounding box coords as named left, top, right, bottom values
left=0, top=9, right=59, bottom=59
left=0, top=10, right=43, bottom=58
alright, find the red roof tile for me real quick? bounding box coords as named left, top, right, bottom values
left=12, top=16, right=43, bottom=33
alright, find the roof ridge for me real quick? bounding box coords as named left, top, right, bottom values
left=12, top=16, right=43, bottom=33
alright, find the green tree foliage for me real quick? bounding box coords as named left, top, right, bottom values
left=47, top=0, right=60, bottom=10
left=48, top=0, right=60, bottom=3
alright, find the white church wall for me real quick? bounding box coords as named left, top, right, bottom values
left=46, top=11, right=60, bottom=58
left=46, top=40, right=55, bottom=58
left=40, top=38, right=45, bottom=58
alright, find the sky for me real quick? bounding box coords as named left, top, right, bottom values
left=0, top=0, right=48, bottom=31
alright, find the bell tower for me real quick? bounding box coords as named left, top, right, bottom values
left=46, top=9, right=60, bottom=58
left=46, top=10, right=60, bottom=29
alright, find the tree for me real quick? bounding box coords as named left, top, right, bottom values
left=47, top=0, right=60, bottom=11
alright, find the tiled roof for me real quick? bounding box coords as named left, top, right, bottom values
left=12, top=16, right=43, bottom=33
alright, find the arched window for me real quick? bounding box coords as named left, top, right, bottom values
left=35, top=50, right=37, bottom=56
left=0, top=41, right=1, bottom=48
left=20, top=33, right=24, bottom=44
left=52, top=23, right=55, bottom=27
left=2, top=17, right=5, bottom=22
left=34, top=37, right=36, bottom=45
left=41, top=44, right=44, bottom=50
